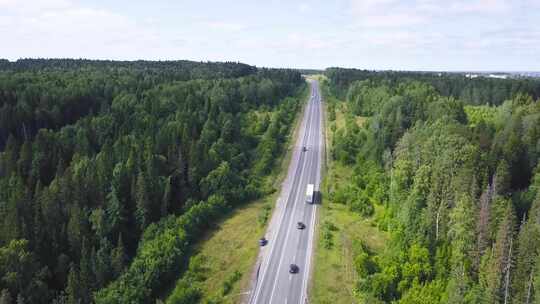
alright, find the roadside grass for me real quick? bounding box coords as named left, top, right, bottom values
left=311, top=163, right=388, bottom=304
left=355, top=116, right=367, bottom=127
left=334, top=103, right=347, bottom=130
left=335, top=102, right=367, bottom=129
left=194, top=193, right=277, bottom=303
left=310, top=83, right=387, bottom=304
left=306, top=74, right=327, bottom=83
left=166, top=84, right=310, bottom=304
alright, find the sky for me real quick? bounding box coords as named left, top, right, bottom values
left=1, top=0, right=539, bottom=71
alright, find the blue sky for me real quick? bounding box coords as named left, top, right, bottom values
left=1, top=0, right=539, bottom=70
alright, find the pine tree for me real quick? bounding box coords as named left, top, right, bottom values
left=135, top=171, right=150, bottom=231
left=513, top=196, right=540, bottom=304
left=105, top=187, right=124, bottom=239
left=95, top=142, right=113, bottom=194
left=94, top=238, right=112, bottom=289
left=89, top=208, right=107, bottom=240
left=493, top=160, right=511, bottom=196
left=32, top=181, right=44, bottom=254
left=446, top=194, right=476, bottom=302
left=66, top=264, right=80, bottom=304
left=79, top=239, right=95, bottom=304
left=2, top=134, right=19, bottom=176
left=2, top=175, right=23, bottom=243
left=111, top=233, right=126, bottom=277
left=144, top=146, right=159, bottom=215
left=67, top=203, right=83, bottom=258
left=161, top=176, right=172, bottom=217
left=476, top=183, right=494, bottom=269
left=16, top=140, right=32, bottom=180
left=533, top=253, right=540, bottom=304
left=483, top=204, right=516, bottom=303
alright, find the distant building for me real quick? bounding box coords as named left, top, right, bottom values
left=488, top=74, right=508, bottom=79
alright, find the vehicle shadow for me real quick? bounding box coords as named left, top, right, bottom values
left=313, top=191, right=322, bottom=205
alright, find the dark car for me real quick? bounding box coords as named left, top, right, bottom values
left=302, top=146, right=307, bottom=152
left=289, top=264, right=299, bottom=273
left=259, top=237, right=268, bottom=246
left=297, top=222, right=306, bottom=229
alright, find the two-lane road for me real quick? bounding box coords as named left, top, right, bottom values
left=249, top=79, right=323, bottom=304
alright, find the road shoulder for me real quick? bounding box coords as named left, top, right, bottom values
left=242, top=80, right=312, bottom=304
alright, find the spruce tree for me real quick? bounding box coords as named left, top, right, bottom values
left=135, top=171, right=150, bottom=231
left=65, top=264, right=80, bottom=304
left=111, top=233, right=126, bottom=277
left=161, top=176, right=172, bottom=217
left=513, top=195, right=540, bottom=304
left=105, top=187, right=124, bottom=239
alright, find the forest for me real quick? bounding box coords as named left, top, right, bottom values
left=0, top=59, right=304, bottom=303
left=325, top=68, right=540, bottom=303
left=326, top=67, right=540, bottom=107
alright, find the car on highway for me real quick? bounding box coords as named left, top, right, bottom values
left=259, top=237, right=268, bottom=246
left=297, top=222, right=306, bottom=229
left=289, top=264, right=299, bottom=274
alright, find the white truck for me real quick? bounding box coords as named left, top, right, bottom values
left=306, top=184, right=314, bottom=204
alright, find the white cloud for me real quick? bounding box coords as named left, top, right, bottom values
left=343, top=0, right=538, bottom=65
left=349, top=0, right=427, bottom=28
left=0, top=0, right=538, bottom=70
left=348, top=0, right=511, bottom=29
left=299, top=3, right=311, bottom=13
left=0, top=0, right=72, bottom=13
left=0, top=0, right=173, bottom=60
left=204, top=21, right=246, bottom=32
left=447, top=0, right=510, bottom=13
left=350, top=0, right=399, bottom=13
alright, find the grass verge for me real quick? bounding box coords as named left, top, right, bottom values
left=164, top=83, right=309, bottom=304
left=194, top=194, right=277, bottom=303
left=309, top=82, right=387, bottom=304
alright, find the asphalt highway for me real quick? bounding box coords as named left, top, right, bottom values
left=249, top=79, right=323, bottom=304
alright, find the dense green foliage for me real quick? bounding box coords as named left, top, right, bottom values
left=326, top=67, right=540, bottom=106
left=0, top=59, right=304, bottom=302
left=325, top=68, right=540, bottom=303
left=97, top=82, right=303, bottom=304
left=0, top=59, right=257, bottom=149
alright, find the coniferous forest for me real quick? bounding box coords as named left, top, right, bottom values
left=2, top=59, right=540, bottom=304
left=0, top=59, right=304, bottom=303
left=324, top=68, right=540, bottom=303
left=3, top=0, right=539, bottom=302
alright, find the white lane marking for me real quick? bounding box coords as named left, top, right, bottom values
left=300, top=98, right=318, bottom=303
left=301, top=201, right=318, bottom=303
left=268, top=102, right=314, bottom=304
left=251, top=96, right=313, bottom=304
left=269, top=124, right=311, bottom=303
left=301, top=81, right=323, bottom=304
left=257, top=93, right=316, bottom=304
left=288, top=83, right=320, bottom=303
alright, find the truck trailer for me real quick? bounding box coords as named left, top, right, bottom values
left=306, top=183, right=314, bottom=204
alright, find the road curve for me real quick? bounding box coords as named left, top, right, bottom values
left=249, top=79, right=323, bottom=304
